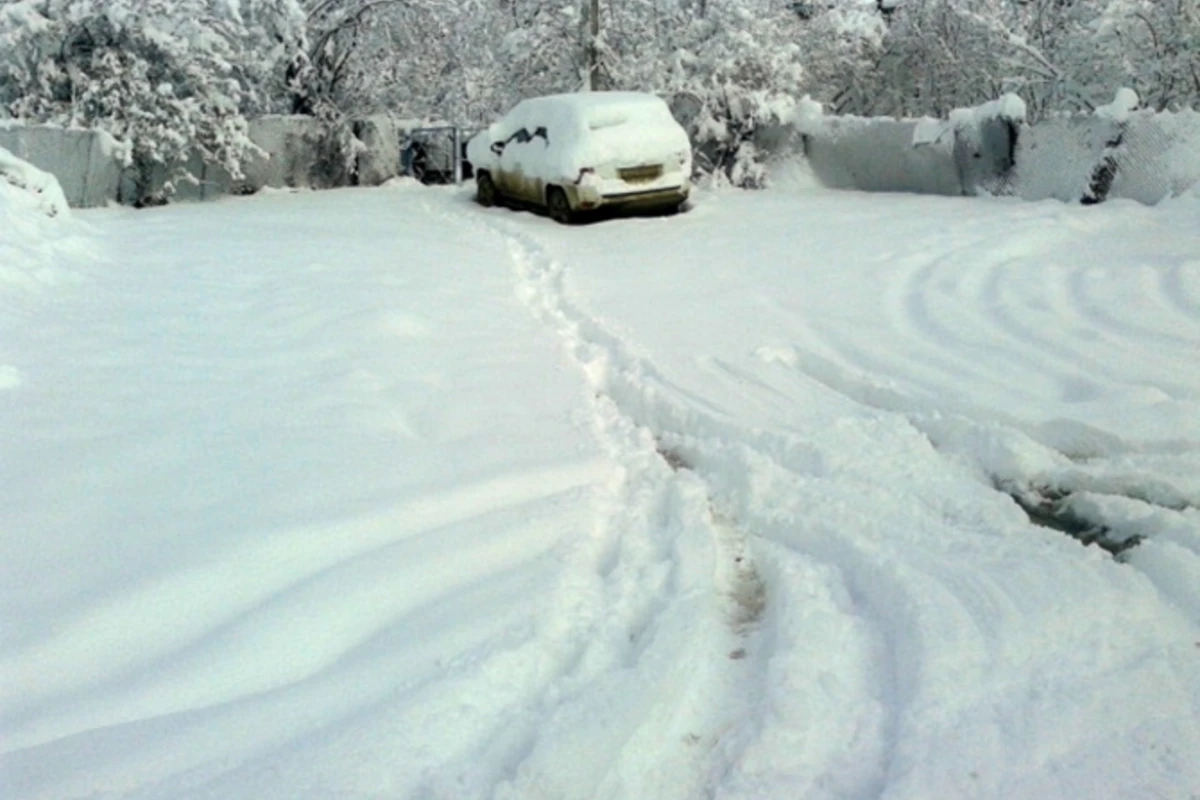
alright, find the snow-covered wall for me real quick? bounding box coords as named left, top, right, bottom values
left=354, top=115, right=401, bottom=187
left=0, top=124, right=124, bottom=208
left=795, top=99, right=1020, bottom=197
left=0, top=115, right=403, bottom=207
left=801, top=116, right=963, bottom=196
left=242, top=116, right=334, bottom=191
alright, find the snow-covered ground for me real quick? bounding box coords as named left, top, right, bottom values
left=2, top=175, right=1198, bottom=799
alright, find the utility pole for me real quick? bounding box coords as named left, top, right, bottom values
left=585, top=0, right=601, bottom=90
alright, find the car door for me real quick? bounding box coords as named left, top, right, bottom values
left=495, top=128, right=531, bottom=199
left=499, top=126, right=555, bottom=205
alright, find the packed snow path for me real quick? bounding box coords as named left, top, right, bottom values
left=2, top=184, right=1199, bottom=799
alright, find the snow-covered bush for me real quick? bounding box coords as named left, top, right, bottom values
left=0, top=143, right=68, bottom=217
left=0, top=144, right=85, bottom=293
left=606, top=3, right=805, bottom=188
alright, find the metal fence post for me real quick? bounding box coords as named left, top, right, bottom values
left=453, top=127, right=462, bottom=185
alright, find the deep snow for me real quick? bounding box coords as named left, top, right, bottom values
left=2, top=177, right=1198, bottom=799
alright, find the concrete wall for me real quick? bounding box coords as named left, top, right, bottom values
left=243, top=115, right=332, bottom=191
left=0, top=124, right=124, bottom=208
left=801, top=115, right=965, bottom=196
left=954, top=115, right=1019, bottom=195
left=354, top=115, right=401, bottom=186
left=1012, top=110, right=1200, bottom=204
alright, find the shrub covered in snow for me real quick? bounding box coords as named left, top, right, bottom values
left=0, top=144, right=90, bottom=293
left=623, top=5, right=806, bottom=188
left=0, top=143, right=68, bottom=217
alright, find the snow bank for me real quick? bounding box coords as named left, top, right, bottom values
left=1094, top=88, right=1140, bottom=123
left=947, top=93, right=1027, bottom=129
left=0, top=147, right=95, bottom=295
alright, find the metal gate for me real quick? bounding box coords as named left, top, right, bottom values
left=400, top=126, right=480, bottom=185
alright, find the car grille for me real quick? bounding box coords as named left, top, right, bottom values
left=618, top=164, right=663, bottom=183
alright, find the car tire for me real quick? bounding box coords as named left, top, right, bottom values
left=546, top=187, right=574, bottom=225
left=476, top=172, right=498, bottom=207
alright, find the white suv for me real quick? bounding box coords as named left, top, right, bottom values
left=467, top=92, right=692, bottom=223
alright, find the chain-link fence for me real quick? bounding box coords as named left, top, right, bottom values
left=1013, top=110, right=1200, bottom=204
left=400, top=126, right=479, bottom=185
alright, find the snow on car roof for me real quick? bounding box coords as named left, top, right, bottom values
left=524, top=91, right=667, bottom=109
left=515, top=91, right=674, bottom=125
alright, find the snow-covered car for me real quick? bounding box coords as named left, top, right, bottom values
left=467, top=92, right=692, bottom=223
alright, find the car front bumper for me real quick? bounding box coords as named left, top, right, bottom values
left=567, top=183, right=689, bottom=212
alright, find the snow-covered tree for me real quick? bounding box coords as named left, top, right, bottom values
left=1095, top=0, right=1200, bottom=111
left=640, top=1, right=806, bottom=185
left=813, top=0, right=1199, bottom=121
left=0, top=0, right=305, bottom=203
left=227, top=0, right=310, bottom=114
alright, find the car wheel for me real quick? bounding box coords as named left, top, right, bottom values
left=546, top=187, right=574, bottom=224
left=476, top=172, right=498, bottom=207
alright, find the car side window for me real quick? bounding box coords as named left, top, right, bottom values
left=532, top=126, right=548, bottom=143
left=508, top=129, right=531, bottom=145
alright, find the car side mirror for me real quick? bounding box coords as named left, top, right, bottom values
left=490, top=141, right=505, bottom=155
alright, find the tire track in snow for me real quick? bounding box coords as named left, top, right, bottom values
left=1066, top=264, right=1199, bottom=350
left=1161, top=261, right=1200, bottom=323
left=464, top=211, right=899, bottom=799
left=876, top=229, right=1200, bottom=410
left=477, top=197, right=1200, bottom=799
left=497, top=229, right=776, bottom=798
left=753, top=340, right=1200, bottom=627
